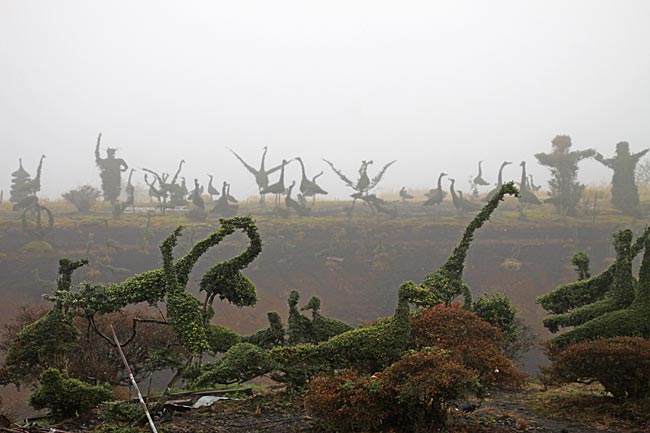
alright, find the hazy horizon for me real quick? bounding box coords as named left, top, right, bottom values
left=2, top=1, right=649, bottom=201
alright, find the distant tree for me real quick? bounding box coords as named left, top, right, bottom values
left=635, top=158, right=650, bottom=187
left=62, top=185, right=101, bottom=212
left=535, top=135, right=595, bottom=216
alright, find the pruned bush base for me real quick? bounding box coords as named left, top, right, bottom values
left=29, top=368, right=113, bottom=419
left=545, top=337, right=650, bottom=401
left=381, top=348, right=479, bottom=431
left=305, top=348, right=478, bottom=433
left=412, top=304, right=526, bottom=389
left=305, top=369, right=388, bottom=433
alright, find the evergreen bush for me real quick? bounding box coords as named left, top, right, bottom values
left=29, top=368, right=113, bottom=419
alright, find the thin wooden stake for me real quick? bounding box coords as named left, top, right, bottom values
left=110, top=325, right=159, bottom=433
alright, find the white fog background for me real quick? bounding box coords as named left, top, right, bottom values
left=1, top=1, right=649, bottom=200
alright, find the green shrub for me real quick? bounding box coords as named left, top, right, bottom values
left=21, top=241, right=53, bottom=254
left=472, top=293, right=535, bottom=359
left=1, top=310, right=78, bottom=386
left=98, top=400, right=141, bottom=423
left=29, top=368, right=114, bottom=419
left=206, top=324, right=242, bottom=354
left=545, top=337, right=650, bottom=401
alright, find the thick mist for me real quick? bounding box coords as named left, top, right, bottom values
left=1, top=1, right=649, bottom=200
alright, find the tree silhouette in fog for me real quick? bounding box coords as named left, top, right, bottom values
left=534, top=135, right=595, bottom=216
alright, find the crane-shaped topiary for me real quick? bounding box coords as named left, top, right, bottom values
left=2, top=217, right=262, bottom=394
left=418, top=181, right=519, bottom=307
left=323, top=159, right=396, bottom=217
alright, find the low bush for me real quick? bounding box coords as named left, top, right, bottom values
left=29, top=368, right=114, bottom=419
left=412, top=304, right=526, bottom=388
left=305, top=369, right=387, bottom=433
left=21, top=240, right=54, bottom=254
left=472, top=293, right=536, bottom=359
left=381, top=348, right=479, bottom=431
left=545, top=337, right=650, bottom=401
left=62, top=185, right=101, bottom=212
left=98, top=400, right=142, bottom=423
left=305, top=348, right=479, bottom=432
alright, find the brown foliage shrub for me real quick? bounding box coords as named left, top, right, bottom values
left=381, top=348, right=479, bottom=431
left=306, top=349, right=479, bottom=432
left=411, top=304, right=526, bottom=388
left=545, top=337, right=650, bottom=401
left=305, top=369, right=387, bottom=433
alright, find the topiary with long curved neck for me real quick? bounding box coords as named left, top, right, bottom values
left=419, top=181, right=519, bottom=307
left=42, top=217, right=261, bottom=354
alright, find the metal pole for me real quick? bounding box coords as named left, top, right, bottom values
left=110, top=325, right=159, bottom=433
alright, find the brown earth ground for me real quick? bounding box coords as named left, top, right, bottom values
left=34, top=383, right=648, bottom=433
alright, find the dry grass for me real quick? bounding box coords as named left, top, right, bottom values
left=527, top=382, right=650, bottom=432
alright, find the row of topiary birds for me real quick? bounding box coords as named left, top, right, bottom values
left=407, top=160, right=542, bottom=213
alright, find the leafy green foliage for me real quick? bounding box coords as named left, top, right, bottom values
left=472, top=293, right=534, bottom=359
left=272, top=281, right=428, bottom=387
left=242, top=312, right=285, bottom=349
left=192, top=343, right=274, bottom=387
left=29, top=368, right=113, bottom=419
left=98, top=400, right=142, bottom=423
left=0, top=310, right=79, bottom=386
left=595, top=142, right=649, bottom=216
left=301, top=296, right=354, bottom=343
left=571, top=251, right=591, bottom=280
left=287, top=290, right=315, bottom=345
left=206, top=324, right=242, bottom=354
left=539, top=228, right=650, bottom=348
left=419, top=182, right=519, bottom=307
left=4, top=217, right=263, bottom=394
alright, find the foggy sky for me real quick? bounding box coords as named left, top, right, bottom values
left=1, top=1, right=649, bottom=200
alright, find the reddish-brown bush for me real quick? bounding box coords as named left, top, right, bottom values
left=306, top=349, right=479, bottom=432
left=545, top=337, right=650, bottom=401
left=305, top=369, right=388, bottom=433
left=412, top=304, right=526, bottom=388
left=381, top=348, right=479, bottom=431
